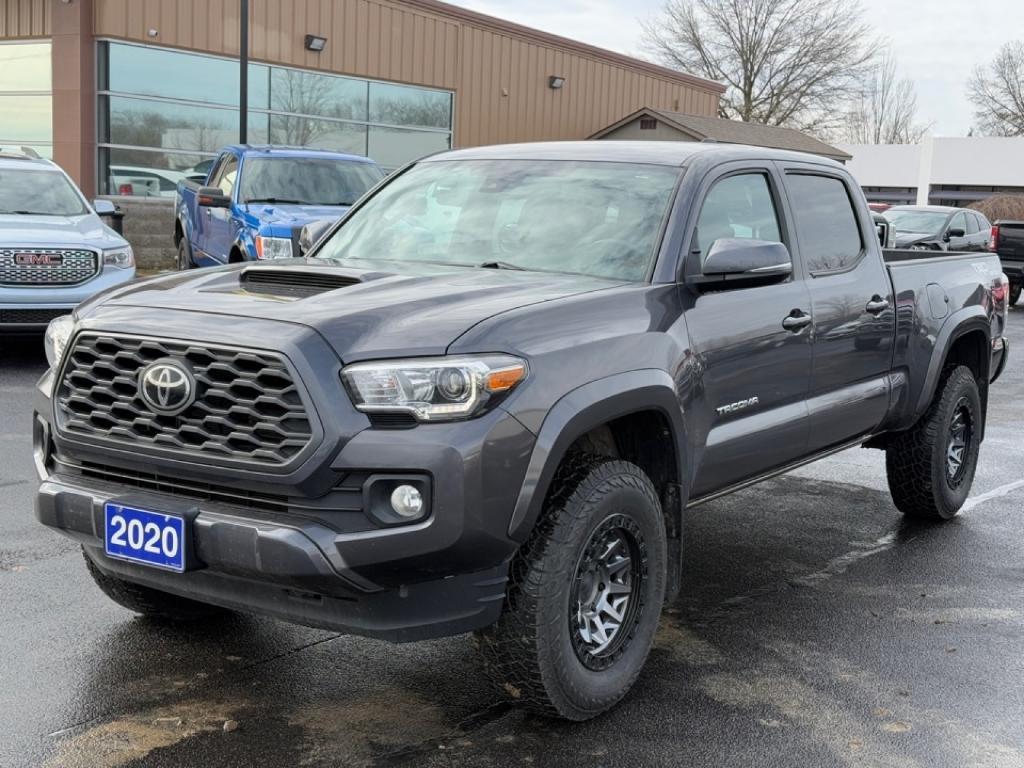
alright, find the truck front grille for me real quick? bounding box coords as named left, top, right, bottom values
left=55, top=333, right=316, bottom=467
left=0, top=248, right=99, bottom=286
left=0, top=308, right=71, bottom=325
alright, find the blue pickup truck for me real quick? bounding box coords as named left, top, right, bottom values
left=173, top=146, right=384, bottom=269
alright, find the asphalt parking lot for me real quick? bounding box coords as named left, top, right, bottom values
left=1, top=310, right=1022, bottom=768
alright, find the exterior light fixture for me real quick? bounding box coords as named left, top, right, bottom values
left=304, top=34, right=327, bottom=52
left=147, top=28, right=159, bottom=38
left=548, top=75, right=566, bottom=89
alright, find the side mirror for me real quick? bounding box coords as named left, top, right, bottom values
left=93, top=199, right=117, bottom=216
left=945, top=227, right=965, bottom=240
left=197, top=186, right=231, bottom=208
left=298, top=219, right=337, bottom=255
left=690, top=238, right=792, bottom=290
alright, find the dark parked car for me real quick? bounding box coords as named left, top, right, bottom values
left=991, top=219, right=1024, bottom=306
left=35, top=142, right=1009, bottom=721
left=884, top=205, right=992, bottom=251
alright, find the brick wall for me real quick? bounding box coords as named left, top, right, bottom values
left=102, top=197, right=176, bottom=272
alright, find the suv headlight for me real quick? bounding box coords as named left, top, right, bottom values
left=255, top=236, right=293, bottom=260
left=102, top=245, right=134, bottom=268
left=44, top=315, right=76, bottom=369
left=342, top=355, right=528, bottom=422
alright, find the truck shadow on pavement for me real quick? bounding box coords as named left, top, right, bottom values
left=42, top=473, right=1023, bottom=768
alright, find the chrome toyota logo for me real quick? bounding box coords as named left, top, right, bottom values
left=138, top=359, right=195, bottom=416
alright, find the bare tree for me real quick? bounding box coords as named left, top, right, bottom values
left=968, top=41, right=1024, bottom=137
left=843, top=50, right=929, bottom=144
left=642, top=0, right=880, bottom=135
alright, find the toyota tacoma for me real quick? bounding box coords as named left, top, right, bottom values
left=35, top=142, right=1010, bottom=720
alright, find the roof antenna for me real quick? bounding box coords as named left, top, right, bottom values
left=20, top=146, right=41, bottom=159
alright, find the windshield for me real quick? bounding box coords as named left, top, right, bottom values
left=314, top=159, right=681, bottom=281
left=0, top=168, right=88, bottom=216
left=240, top=157, right=384, bottom=206
left=884, top=209, right=949, bottom=235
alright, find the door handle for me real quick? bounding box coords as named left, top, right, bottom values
left=865, top=296, right=890, bottom=314
left=782, top=310, right=812, bottom=332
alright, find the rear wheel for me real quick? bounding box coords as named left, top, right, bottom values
left=176, top=237, right=196, bottom=271
left=475, top=456, right=666, bottom=720
left=84, top=548, right=228, bottom=621
left=1010, top=282, right=1021, bottom=307
left=885, top=365, right=982, bottom=520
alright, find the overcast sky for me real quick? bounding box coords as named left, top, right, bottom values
left=456, top=0, right=1024, bottom=138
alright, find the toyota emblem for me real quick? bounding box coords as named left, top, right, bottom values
left=138, top=359, right=195, bottom=416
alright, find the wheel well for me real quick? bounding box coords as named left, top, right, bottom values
left=942, top=328, right=990, bottom=435
left=229, top=246, right=245, bottom=263
left=173, top=220, right=183, bottom=246
left=568, top=410, right=684, bottom=598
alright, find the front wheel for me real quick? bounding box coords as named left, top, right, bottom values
left=84, top=549, right=229, bottom=621
left=886, top=365, right=982, bottom=520
left=475, top=456, right=667, bottom=720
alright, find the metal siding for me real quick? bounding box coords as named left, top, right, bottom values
left=0, top=0, right=49, bottom=37
left=90, top=0, right=720, bottom=146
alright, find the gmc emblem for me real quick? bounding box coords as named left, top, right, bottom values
left=15, top=253, right=62, bottom=266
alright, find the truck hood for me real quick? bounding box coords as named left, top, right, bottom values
left=85, top=259, right=624, bottom=360
left=0, top=212, right=126, bottom=248
left=241, top=203, right=350, bottom=229
left=894, top=232, right=939, bottom=248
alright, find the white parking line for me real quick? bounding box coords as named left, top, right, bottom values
left=961, top=479, right=1024, bottom=513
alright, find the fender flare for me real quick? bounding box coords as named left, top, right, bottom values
left=506, top=369, right=687, bottom=541
left=914, top=306, right=991, bottom=417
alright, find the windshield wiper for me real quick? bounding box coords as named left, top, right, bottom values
left=2, top=210, right=56, bottom=215
left=243, top=197, right=308, bottom=205
left=478, top=260, right=527, bottom=271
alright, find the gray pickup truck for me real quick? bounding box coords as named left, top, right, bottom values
left=34, top=142, right=1009, bottom=721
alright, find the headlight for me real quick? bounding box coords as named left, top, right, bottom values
left=44, top=315, right=76, bottom=369
left=102, top=245, right=134, bottom=268
left=255, top=236, right=293, bottom=260
left=342, top=355, right=528, bottom=422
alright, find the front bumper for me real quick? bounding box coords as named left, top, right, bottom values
left=1, top=266, right=136, bottom=328
left=34, top=377, right=535, bottom=641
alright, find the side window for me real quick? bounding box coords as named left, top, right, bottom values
left=694, top=173, right=782, bottom=262
left=964, top=212, right=980, bottom=235
left=212, top=155, right=239, bottom=197
left=949, top=211, right=968, bottom=236
left=786, top=174, right=863, bottom=273
left=975, top=213, right=991, bottom=233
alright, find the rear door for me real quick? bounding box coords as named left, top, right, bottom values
left=779, top=164, right=895, bottom=452
left=680, top=162, right=813, bottom=497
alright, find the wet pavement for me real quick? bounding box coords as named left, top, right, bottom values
left=1, top=310, right=1022, bottom=768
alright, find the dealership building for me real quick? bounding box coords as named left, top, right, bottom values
left=0, top=0, right=725, bottom=197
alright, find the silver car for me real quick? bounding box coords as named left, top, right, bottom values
left=0, top=151, right=136, bottom=331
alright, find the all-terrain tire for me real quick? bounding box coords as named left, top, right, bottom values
left=84, top=549, right=228, bottom=621
left=475, top=455, right=667, bottom=720
left=885, top=365, right=982, bottom=520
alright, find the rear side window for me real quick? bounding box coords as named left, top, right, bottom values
left=965, top=212, right=980, bottom=234
left=694, top=173, right=782, bottom=262
left=786, top=174, right=863, bottom=273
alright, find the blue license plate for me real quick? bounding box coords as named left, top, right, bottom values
left=104, top=503, right=186, bottom=572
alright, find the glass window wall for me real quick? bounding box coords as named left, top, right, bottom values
left=0, top=41, right=53, bottom=159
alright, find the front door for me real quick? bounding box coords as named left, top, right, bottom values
left=780, top=166, right=895, bottom=452
left=680, top=166, right=813, bottom=498
left=197, top=154, right=239, bottom=264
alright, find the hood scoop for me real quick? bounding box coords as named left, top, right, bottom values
left=239, top=268, right=361, bottom=299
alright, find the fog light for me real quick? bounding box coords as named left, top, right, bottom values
left=390, top=485, right=424, bottom=518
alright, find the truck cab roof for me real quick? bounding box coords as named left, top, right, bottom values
left=428, top=140, right=847, bottom=168
left=222, top=144, right=377, bottom=164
